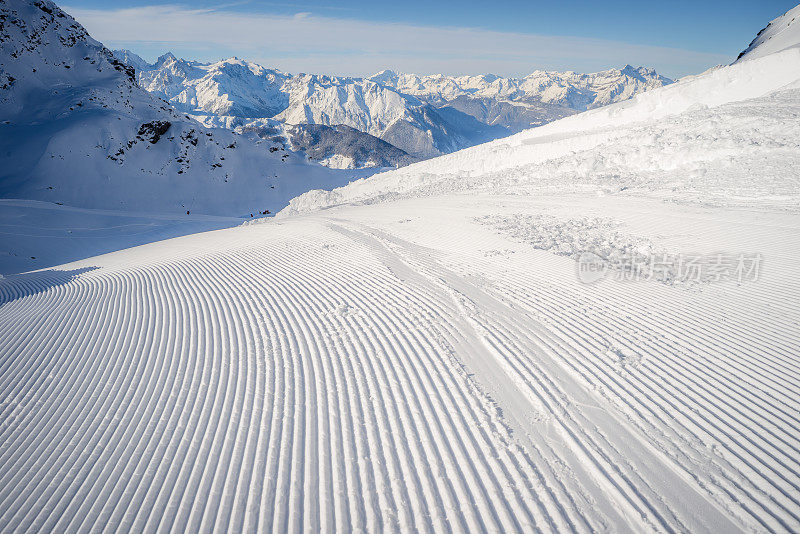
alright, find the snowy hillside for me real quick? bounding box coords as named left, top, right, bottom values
left=1, top=3, right=800, bottom=533
left=0, top=0, right=351, bottom=217
left=119, top=52, right=672, bottom=159
left=735, top=4, right=800, bottom=61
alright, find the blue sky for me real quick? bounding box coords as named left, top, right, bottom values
left=63, top=0, right=798, bottom=78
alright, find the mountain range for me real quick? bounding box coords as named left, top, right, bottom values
left=0, top=0, right=357, bottom=218
left=114, top=50, right=673, bottom=166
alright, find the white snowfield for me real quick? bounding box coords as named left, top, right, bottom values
left=2, top=5, right=800, bottom=534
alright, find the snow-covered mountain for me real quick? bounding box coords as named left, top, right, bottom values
left=367, top=66, right=672, bottom=136
left=735, top=3, right=800, bottom=61
left=118, top=51, right=672, bottom=159
left=119, top=51, right=509, bottom=159
left=0, top=0, right=353, bottom=217
left=135, top=53, right=290, bottom=118
left=369, top=65, right=671, bottom=110
left=274, top=73, right=507, bottom=159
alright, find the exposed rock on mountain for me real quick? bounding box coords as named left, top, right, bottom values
left=240, top=122, right=418, bottom=169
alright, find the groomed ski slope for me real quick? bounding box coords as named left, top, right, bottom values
left=1, top=195, right=799, bottom=532
left=2, top=16, right=800, bottom=533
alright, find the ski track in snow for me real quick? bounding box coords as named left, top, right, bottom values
left=1, top=196, right=798, bottom=532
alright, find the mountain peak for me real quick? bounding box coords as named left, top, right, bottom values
left=112, top=49, right=150, bottom=72
left=156, top=52, right=177, bottom=65
left=619, top=64, right=644, bottom=78
left=369, top=69, right=399, bottom=84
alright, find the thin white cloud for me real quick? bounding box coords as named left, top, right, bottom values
left=64, top=4, right=730, bottom=78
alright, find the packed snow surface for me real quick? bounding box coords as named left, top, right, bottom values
left=2, top=192, right=799, bottom=532
left=2, top=2, right=800, bottom=533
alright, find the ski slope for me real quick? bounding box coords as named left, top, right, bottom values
left=1, top=194, right=799, bottom=532
left=2, top=4, right=800, bottom=533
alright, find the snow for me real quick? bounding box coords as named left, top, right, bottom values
left=316, top=153, right=355, bottom=168
left=0, top=199, right=241, bottom=274
left=2, top=1, right=800, bottom=532
left=2, top=193, right=798, bottom=532
left=735, top=4, right=800, bottom=62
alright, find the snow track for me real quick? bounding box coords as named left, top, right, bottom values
left=0, top=219, right=598, bottom=532
left=1, top=195, right=798, bottom=532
